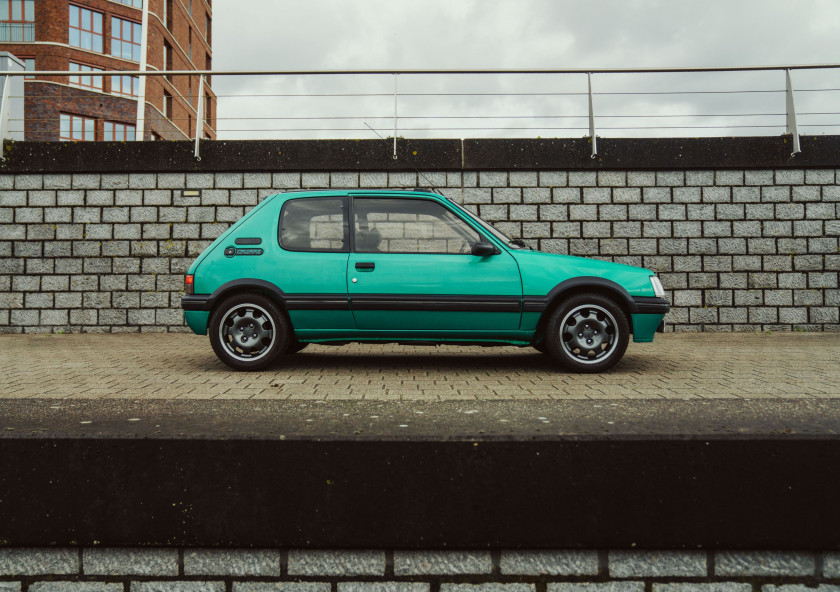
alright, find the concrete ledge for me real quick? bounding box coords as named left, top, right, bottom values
left=1, top=435, right=839, bottom=548
left=2, top=136, right=839, bottom=173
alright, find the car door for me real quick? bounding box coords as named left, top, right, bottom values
left=348, top=196, right=522, bottom=334
left=276, top=195, right=354, bottom=332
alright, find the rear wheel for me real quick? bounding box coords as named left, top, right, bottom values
left=285, top=341, right=309, bottom=354
left=209, top=293, right=290, bottom=371
left=545, top=293, right=629, bottom=373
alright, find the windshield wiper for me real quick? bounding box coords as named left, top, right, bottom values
left=508, top=238, right=532, bottom=249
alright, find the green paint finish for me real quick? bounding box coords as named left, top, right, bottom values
left=520, top=311, right=542, bottom=333
left=513, top=249, right=656, bottom=299
left=631, top=313, right=665, bottom=343
left=184, top=310, right=209, bottom=335
left=289, top=310, right=356, bottom=332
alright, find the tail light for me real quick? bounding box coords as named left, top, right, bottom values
left=185, top=274, right=194, bottom=295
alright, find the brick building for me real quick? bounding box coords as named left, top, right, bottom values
left=0, top=0, right=215, bottom=141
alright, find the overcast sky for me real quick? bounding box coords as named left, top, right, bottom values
left=210, top=1, right=840, bottom=140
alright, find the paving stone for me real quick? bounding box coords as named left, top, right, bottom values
left=500, top=550, right=598, bottom=575
left=549, top=584, right=644, bottom=592
left=394, top=551, right=492, bottom=575
left=235, top=585, right=330, bottom=592
left=339, top=585, right=429, bottom=592
left=0, top=548, right=78, bottom=575
left=654, top=585, right=750, bottom=592
left=442, top=586, right=533, bottom=592
left=30, top=584, right=120, bottom=592
left=764, top=586, right=840, bottom=592
left=184, top=549, right=280, bottom=576
left=609, top=550, right=706, bottom=577
left=288, top=550, right=384, bottom=576
left=714, top=551, right=815, bottom=576
left=132, top=583, right=225, bottom=592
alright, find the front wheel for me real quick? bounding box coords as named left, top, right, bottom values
left=545, top=293, right=629, bottom=373
left=209, top=293, right=291, bottom=371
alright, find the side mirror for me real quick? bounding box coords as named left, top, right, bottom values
left=471, top=241, right=497, bottom=257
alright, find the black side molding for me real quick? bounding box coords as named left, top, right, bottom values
left=235, top=237, right=262, bottom=245
left=350, top=294, right=521, bottom=313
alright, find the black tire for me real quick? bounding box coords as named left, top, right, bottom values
left=284, top=341, right=309, bottom=354
left=533, top=341, right=549, bottom=354
left=545, top=292, right=629, bottom=373
left=209, top=293, right=291, bottom=371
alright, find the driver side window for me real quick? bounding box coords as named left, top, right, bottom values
left=354, top=198, right=481, bottom=254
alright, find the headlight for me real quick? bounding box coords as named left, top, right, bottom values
left=650, top=275, right=666, bottom=298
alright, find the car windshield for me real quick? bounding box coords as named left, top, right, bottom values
left=444, top=196, right=531, bottom=250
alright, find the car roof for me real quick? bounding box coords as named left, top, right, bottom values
left=273, top=189, right=447, bottom=200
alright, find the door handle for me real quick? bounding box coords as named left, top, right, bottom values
left=355, top=262, right=375, bottom=270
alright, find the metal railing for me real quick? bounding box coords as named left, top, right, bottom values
left=2, top=64, right=840, bottom=160
left=0, top=22, right=34, bottom=42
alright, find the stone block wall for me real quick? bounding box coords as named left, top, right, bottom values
left=1, top=165, right=839, bottom=333
left=1, top=548, right=840, bottom=590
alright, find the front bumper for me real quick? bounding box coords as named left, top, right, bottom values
left=631, top=296, right=670, bottom=343
left=632, top=296, right=670, bottom=315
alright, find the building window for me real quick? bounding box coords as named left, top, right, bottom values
left=22, top=56, right=34, bottom=79
left=205, top=53, right=211, bottom=83
left=204, top=95, right=211, bottom=125
left=104, top=121, right=136, bottom=141
left=113, top=0, right=142, bottom=8
left=112, top=74, right=139, bottom=97
left=165, top=0, right=173, bottom=29
left=60, top=113, right=95, bottom=141
left=69, top=62, right=104, bottom=91
left=163, top=90, right=172, bottom=118
left=0, top=0, right=35, bottom=42
left=111, top=17, right=141, bottom=61
left=205, top=14, right=211, bottom=43
left=1, top=0, right=34, bottom=20
left=69, top=5, right=103, bottom=53
left=163, top=40, right=172, bottom=80
left=188, top=27, right=192, bottom=62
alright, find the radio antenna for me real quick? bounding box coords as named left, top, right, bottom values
left=363, top=122, right=442, bottom=194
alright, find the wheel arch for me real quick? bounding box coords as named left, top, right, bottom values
left=534, top=277, right=637, bottom=340
left=204, top=279, right=288, bottom=326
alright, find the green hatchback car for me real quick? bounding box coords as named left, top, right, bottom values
left=182, top=189, right=669, bottom=372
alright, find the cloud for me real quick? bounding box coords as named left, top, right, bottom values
left=211, top=0, right=840, bottom=140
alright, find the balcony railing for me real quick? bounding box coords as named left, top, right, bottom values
left=0, top=22, right=35, bottom=42
left=2, top=64, right=840, bottom=159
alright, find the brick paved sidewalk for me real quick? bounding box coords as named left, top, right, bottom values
left=1, top=332, right=838, bottom=400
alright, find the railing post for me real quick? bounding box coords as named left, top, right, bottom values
left=392, top=73, right=398, bottom=159
left=135, top=0, right=150, bottom=140
left=0, top=75, right=11, bottom=161
left=588, top=72, right=597, bottom=158
left=785, top=69, right=801, bottom=156
left=195, top=73, right=205, bottom=159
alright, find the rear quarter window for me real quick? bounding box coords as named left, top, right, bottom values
left=278, top=197, right=348, bottom=252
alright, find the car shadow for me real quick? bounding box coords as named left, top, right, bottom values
left=185, top=349, right=653, bottom=375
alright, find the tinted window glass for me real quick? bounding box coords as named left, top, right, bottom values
left=354, top=198, right=481, bottom=254
left=279, top=197, right=347, bottom=252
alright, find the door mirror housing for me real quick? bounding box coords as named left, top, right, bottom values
left=471, top=241, right=497, bottom=257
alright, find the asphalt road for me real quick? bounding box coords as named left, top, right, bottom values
left=3, top=398, right=840, bottom=439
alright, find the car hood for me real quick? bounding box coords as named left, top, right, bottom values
left=509, top=248, right=657, bottom=298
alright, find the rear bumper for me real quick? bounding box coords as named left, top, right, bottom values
left=182, top=295, right=211, bottom=311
